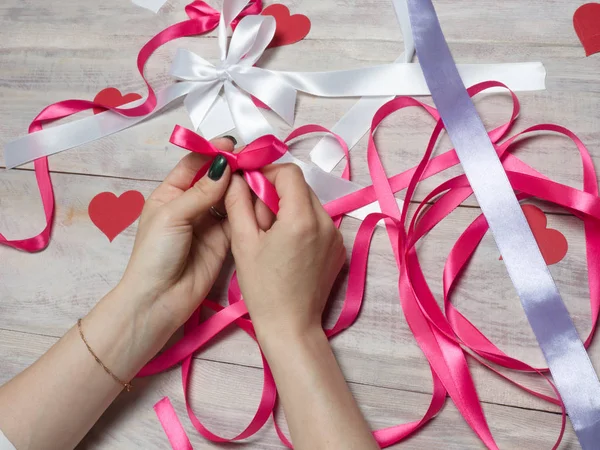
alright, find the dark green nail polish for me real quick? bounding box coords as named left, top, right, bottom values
left=208, top=155, right=228, bottom=181
left=223, top=135, right=238, bottom=146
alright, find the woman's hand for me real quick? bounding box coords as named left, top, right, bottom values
left=0, top=138, right=245, bottom=450
left=224, top=165, right=379, bottom=450
left=224, top=163, right=346, bottom=340
left=120, top=137, right=235, bottom=338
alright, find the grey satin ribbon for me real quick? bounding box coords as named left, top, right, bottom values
left=406, top=0, right=600, bottom=447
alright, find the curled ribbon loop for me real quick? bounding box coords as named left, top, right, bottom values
left=143, top=80, right=600, bottom=449
left=405, top=0, right=600, bottom=447
left=0, top=0, right=263, bottom=252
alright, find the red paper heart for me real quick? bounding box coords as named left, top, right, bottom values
left=500, top=205, right=568, bottom=265
left=574, top=3, right=600, bottom=56
left=88, top=191, right=145, bottom=242
left=93, top=87, right=142, bottom=115
left=262, top=4, right=311, bottom=48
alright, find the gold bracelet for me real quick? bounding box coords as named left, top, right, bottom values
left=77, top=318, right=133, bottom=392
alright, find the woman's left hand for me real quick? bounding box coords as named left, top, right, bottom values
left=120, top=137, right=235, bottom=339
left=0, top=137, right=237, bottom=450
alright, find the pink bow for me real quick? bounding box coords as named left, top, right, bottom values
left=169, top=125, right=287, bottom=214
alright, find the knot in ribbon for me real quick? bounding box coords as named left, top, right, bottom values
left=214, top=66, right=231, bottom=83
left=170, top=0, right=297, bottom=143
left=170, top=125, right=287, bottom=213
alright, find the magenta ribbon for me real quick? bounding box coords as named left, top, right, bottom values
left=5, top=1, right=600, bottom=447
left=0, top=0, right=262, bottom=252
left=170, top=125, right=287, bottom=214
left=405, top=0, right=600, bottom=447
left=141, top=79, right=600, bottom=448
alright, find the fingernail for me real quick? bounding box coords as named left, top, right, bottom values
left=223, top=135, right=238, bottom=146
left=208, top=155, right=228, bottom=181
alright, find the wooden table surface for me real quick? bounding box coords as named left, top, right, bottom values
left=0, top=0, right=597, bottom=448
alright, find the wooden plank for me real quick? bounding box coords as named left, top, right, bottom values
left=0, top=0, right=598, bottom=447
left=0, top=0, right=587, bottom=46
left=0, top=328, right=577, bottom=449
left=0, top=169, right=595, bottom=415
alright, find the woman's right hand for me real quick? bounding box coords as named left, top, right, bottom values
left=224, top=165, right=380, bottom=450
left=224, top=163, right=346, bottom=340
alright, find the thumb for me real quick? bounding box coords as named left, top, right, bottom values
left=165, top=154, right=231, bottom=223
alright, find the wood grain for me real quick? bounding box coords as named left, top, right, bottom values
left=0, top=170, right=595, bottom=416
left=0, top=328, right=579, bottom=449
left=0, top=0, right=598, bottom=448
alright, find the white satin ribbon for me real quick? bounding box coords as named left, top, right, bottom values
left=3, top=58, right=545, bottom=171
left=310, top=0, right=415, bottom=173
left=4, top=0, right=547, bottom=169
left=4, top=0, right=546, bottom=230
left=276, top=152, right=399, bottom=224
left=4, top=82, right=198, bottom=169
left=132, top=0, right=168, bottom=13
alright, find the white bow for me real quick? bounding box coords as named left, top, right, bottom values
left=171, top=0, right=295, bottom=143
left=4, top=0, right=547, bottom=169
left=170, top=0, right=548, bottom=145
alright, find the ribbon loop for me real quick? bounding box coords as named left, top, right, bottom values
left=169, top=125, right=286, bottom=173
left=219, top=0, right=250, bottom=59
left=225, top=15, right=275, bottom=66
left=171, top=49, right=219, bottom=81
left=169, top=10, right=288, bottom=139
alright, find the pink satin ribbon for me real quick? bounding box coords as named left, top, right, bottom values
left=170, top=125, right=287, bottom=214
left=0, top=0, right=262, bottom=252
left=4, top=2, right=597, bottom=447
left=138, top=80, right=600, bottom=449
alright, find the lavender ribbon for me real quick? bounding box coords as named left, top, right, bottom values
left=406, top=0, right=600, bottom=447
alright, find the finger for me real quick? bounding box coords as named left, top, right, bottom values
left=147, top=153, right=206, bottom=213
left=254, top=197, right=276, bottom=231
left=221, top=187, right=271, bottom=241
left=307, top=186, right=333, bottom=225
left=149, top=137, right=236, bottom=207
left=224, top=174, right=260, bottom=245
left=211, top=137, right=242, bottom=219
left=164, top=154, right=232, bottom=224
left=260, top=164, right=314, bottom=218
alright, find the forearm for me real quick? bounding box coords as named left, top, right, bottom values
left=259, top=325, right=379, bottom=450
left=0, top=283, right=173, bottom=450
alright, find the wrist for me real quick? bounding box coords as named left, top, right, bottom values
left=82, top=283, right=175, bottom=381
left=257, top=323, right=327, bottom=362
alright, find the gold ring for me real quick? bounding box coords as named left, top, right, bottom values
left=209, top=206, right=228, bottom=220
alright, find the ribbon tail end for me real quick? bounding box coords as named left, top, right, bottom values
left=131, top=0, right=167, bottom=13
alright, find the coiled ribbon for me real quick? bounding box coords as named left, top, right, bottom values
left=3, top=1, right=599, bottom=448
left=1, top=0, right=547, bottom=253
left=0, top=0, right=254, bottom=252
left=138, top=78, right=600, bottom=449
left=405, top=0, right=600, bottom=447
